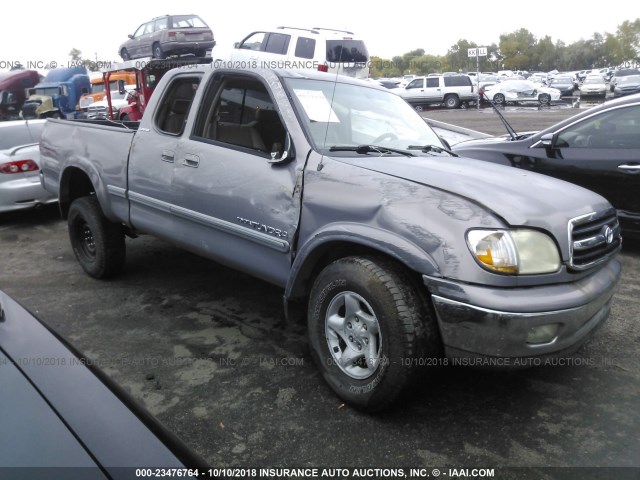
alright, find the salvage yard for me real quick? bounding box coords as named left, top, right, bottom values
left=1, top=109, right=638, bottom=474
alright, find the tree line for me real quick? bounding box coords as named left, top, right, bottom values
left=370, top=19, right=640, bottom=77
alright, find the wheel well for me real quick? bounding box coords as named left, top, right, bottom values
left=59, top=167, right=95, bottom=219
left=289, top=241, right=425, bottom=304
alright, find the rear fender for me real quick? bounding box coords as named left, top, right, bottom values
left=59, top=163, right=115, bottom=221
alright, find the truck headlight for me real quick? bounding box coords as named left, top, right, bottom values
left=466, top=229, right=560, bottom=275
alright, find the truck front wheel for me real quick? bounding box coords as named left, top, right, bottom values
left=308, top=256, right=439, bottom=411
left=68, top=196, right=126, bottom=279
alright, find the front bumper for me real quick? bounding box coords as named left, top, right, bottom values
left=423, top=259, right=621, bottom=360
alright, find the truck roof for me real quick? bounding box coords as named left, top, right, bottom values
left=0, top=70, right=40, bottom=87
left=41, top=67, right=88, bottom=83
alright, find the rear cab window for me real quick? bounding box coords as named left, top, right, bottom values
left=154, top=76, right=201, bottom=136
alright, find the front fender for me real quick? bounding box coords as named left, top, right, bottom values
left=285, top=223, right=442, bottom=300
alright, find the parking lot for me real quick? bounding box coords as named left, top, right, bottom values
left=1, top=109, right=639, bottom=475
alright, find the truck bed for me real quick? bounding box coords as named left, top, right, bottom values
left=39, top=118, right=138, bottom=223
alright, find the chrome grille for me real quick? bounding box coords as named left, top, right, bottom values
left=569, top=209, right=621, bottom=270
left=87, top=105, right=108, bottom=119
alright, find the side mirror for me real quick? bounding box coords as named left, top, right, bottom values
left=540, top=133, right=554, bottom=148
left=233, top=42, right=240, bottom=49
left=128, top=34, right=134, bottom=39
left=539, top=132, right=561, bottom=158
left=268, top=133, right=295, bottom=164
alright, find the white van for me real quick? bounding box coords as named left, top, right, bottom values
left=221, top=26, right=370, bottom=79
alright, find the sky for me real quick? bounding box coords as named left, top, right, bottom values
left=0, top=0, right=637, bottom=71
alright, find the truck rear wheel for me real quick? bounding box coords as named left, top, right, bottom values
left=68, top=196, right=125, bottom=279
left=307, top=256, right=439, bottom=411
left=444, top=95, right=460, bottom=109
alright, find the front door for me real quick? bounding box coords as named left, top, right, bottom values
left=169, top=71, right=302, bottom=286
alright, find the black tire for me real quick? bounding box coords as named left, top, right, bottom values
left=307, top=256, right=440, bottom=411
left=444, top=94, right=460, bottom=109
left=539, top=93, right=551, bottom=105
left=121, top=49, right=130, bottom=61
left=68, top=196, right=126, bottom=279
left=493, top=93, right=506, bottom=105
left=153, top=43, right=165, bottom=59
left=121, top=114, right=130, bottom=122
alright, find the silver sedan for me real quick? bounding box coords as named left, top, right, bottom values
left=0, top=120, right=57, bottom=213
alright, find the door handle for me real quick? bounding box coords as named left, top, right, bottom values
left=161, top=150, right=175, bottom=163
left=182, top=154, right=200, bottom=168
left=618, top=164, right=640, bottom=172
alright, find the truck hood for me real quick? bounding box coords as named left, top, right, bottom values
left=23, top=95, right=54, bottom=116
left=333, top=153, right=611, bottom=233
left=89, top=98, right=129, bottom=109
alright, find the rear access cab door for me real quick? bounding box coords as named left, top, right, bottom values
left=128, top=69, right=304, bottom=287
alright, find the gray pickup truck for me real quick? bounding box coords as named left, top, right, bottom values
left=40, top=65, right=622, bottom=411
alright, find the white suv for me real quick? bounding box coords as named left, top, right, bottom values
left=397, top=74, right=477, bottom=109
left=220, top=26, right=370, bottom=79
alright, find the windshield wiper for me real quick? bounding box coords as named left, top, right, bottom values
left=329, top=145, right=414, bottom=157
left=483, top=92, right=518, bottom=141
left=406, top=144, right=458, bottom=156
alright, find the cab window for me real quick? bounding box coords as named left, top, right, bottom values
left=264, top=33, right=290, bottom=55
left=239, top=32, right=266, bottom=51
left=295, top=37, right=315, bottom=59
left=154, top=76, right=201, bottom=135
left=193, top=74, right=287, bottom=156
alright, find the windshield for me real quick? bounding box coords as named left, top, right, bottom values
left=619, top=75, right=640, bottom=84
left=285, top=78, right=443, bottom=154
left=92, top=83, right=105, bottom=93
left=34, top=87, right=60, bottom=96
left=584, top=76, right=604, bottom=84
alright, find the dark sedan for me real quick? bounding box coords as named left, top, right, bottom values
left=452, top=94, right=640, bottom=236
left=548, top=75, right=576, bottom=96
left=0, top=290, right=206, bottom=477
left=614, top=74, right=640, bottom=98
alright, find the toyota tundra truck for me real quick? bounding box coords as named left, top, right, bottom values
left=39, top=65, right=622, bottom=411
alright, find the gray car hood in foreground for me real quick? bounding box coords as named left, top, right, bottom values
left=334, top=153, right=611, bottom=237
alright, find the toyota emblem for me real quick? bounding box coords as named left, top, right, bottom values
left=602, top=225, right=614, bottom=244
